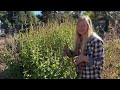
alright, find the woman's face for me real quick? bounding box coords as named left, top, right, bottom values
left=77, top=19, right=88, bottom=35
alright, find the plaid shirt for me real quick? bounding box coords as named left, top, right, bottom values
left=77, top=34, right=104, bottom=79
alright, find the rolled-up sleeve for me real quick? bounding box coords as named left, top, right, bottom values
left=88, top=39, right=104, bottom=67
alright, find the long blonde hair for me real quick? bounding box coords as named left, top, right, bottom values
left=74, top=16, right=94, bottom=55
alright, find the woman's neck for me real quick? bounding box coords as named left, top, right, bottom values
left=81, top=34, right=87, bottom=40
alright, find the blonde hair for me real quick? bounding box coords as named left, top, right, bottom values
left=74, top=15, right=94, bottom=54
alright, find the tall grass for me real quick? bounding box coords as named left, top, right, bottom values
left=17, top=18, right=77, bottom=79
left=101, top=28, right=120, bottom=79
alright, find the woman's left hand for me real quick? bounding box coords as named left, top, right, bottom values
left=74, top=55, right=88, bottom=65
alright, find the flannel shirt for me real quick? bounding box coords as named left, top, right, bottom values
left=77, top=33, right=104, bottom=79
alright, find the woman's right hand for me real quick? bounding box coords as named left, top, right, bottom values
left=63, top=46, right=72, bottom=57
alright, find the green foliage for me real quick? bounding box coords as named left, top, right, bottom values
left=83, top=11, right=95, bottom=20
left=1, top=11, right=120, bottom=79
left=18, top=18, right=77, bottom=79
left=0, top=11, right=38, bottom=34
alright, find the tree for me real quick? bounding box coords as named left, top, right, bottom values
left=82, top=11, right=111, bottom=38
left=0, top=11, right=38, bottom=34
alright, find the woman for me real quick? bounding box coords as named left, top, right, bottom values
left=63, top=16, right=104, bottom=79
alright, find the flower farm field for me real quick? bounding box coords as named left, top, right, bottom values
left=0, top=18, right=120, bottom=79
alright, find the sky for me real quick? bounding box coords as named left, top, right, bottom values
left=33, top=11, right=42, bottom=15
left=33, top=11, right=83, bottom=15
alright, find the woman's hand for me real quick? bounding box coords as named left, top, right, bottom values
left=74, top=55, right=88, bottom=65
left=63, top=46, right=69, bottom=55
left=63, top=46, right=72, bottom=57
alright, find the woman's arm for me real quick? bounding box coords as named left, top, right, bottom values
left=63, top=47, right=80, bottom=58
left=87, top=39, right=104, bottom=66
left=74, top=39, right=104, bottom=67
